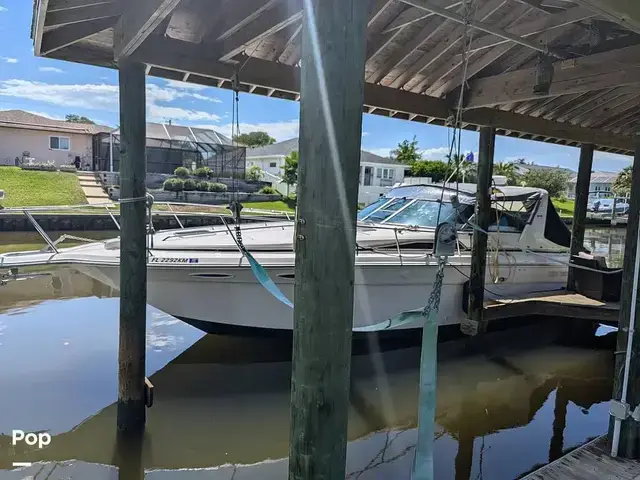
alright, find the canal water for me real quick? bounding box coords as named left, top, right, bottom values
left=0, top=228, right=625, bottom=479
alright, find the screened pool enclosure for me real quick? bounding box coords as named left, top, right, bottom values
left=93, top=123, right=246, bottom=177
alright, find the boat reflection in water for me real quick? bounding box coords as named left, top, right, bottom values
left=0, top=311, right=614, bottom=479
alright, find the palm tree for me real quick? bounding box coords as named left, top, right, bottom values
left=493, top=162, right=518, bottom=185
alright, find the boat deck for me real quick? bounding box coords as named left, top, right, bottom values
left=484, top=290, right=619, bottom=324
left=522, top=435, right=640, bottom=479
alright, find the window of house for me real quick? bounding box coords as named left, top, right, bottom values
left=376, top=168, right=382, bottom=178
left=269, top=162, right=277, bottom=168
left=50, top=136, right=70, bottom=151
left=381, top=168, right=395, bottom=179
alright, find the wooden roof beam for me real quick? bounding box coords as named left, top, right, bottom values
left=218, top=0, right=302, bottom=62
left=132, top=37, right=634, bottom=152
left=399, top=0, right=568, bottom=58
left=464, top=44, right=640, bottom=108
left=44, top=2, right=120, bottom=27
left=48, top=0, right=117, bottom=12
left=41, top=16, right=115, bottom=54
left=114, top=0, right=181, bottom=59
left=424, top=2, right=532, bottom=96
left=382, top=0, right=462, bottom=33
left=573, top=0, right=640, bottom=34
left=388, top=0, right=506, bottom=90
left=568, top=88, right=639, bottom=124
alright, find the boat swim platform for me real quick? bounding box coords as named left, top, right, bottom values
left=522, top=435, right=640, bottom=479
left=483, top=290, right=620, bottom=325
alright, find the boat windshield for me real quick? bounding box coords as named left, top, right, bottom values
left=358, top=197, right=463, bottom=228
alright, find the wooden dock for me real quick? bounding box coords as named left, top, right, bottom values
left=522, top=435, right=640, bottom=479
left=484, top=290, right=620, bottom=324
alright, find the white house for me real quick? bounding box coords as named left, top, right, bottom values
left=246, top=137, right=405, bottom=203
left=568, top=171, right=618, bottom=198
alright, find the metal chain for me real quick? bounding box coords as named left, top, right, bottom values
left=422, top=257, right=447, bottom=318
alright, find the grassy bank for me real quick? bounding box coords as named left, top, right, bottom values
left=552, top=197, right=575, bottom=217
left=0, top=167, right=86, bottom=207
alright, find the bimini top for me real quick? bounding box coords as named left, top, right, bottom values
left=384, top=184, right=545, bottom=205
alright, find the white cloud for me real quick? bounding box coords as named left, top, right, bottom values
left=2, top=57, right=17, bottom=64
left=0, top=6, right=7, bottom=12
left=164, top=79, right=208, bottom=91
left=0, top=79, right=223, bottom=123
left=201, top=120, right=300, bottom=142
left=362, top=132, right=369, bottom=137
left=38, top=66, right=64, bottom=73
left=148, top=105, right=220, bottom=122
left=421, top=147, right=450, bottom=159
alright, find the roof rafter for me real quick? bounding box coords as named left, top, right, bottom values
left=114, top=0, right=181, bottom=59
left=464, top=44, right=640, bottom=108
left=41, top=16, right=116, bottom=54
left=573, top=0, right=640, bottom=34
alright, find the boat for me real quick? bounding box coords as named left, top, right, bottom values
left=0, top=182, right=572, bottom=335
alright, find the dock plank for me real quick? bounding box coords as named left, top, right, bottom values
left=484, top=290, right=619, bottom=324
left=522, top=436, right=640, bottom=479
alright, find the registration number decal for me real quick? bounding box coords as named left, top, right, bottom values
left=150, top=257, right=199, bottom=264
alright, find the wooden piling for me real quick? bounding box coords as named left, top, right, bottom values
left=288, top=0, right=368, bottom=478
left=609, top=128, right=640, bottom=458
left=116, top=58, right=148, bottom=434
left=567, top=143, right=594, bottom=291
left=463, top=126, right=495, bottom=336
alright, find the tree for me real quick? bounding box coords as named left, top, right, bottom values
left=282, top=150, right=299, bottom=195
left=391, top=136, right=422, bottom=164
left=493, top=162, right=519, bottom=186
left=246, top=165, right=263, bottom=181
left=234, top=131, right=276, bottom=147
left=521, top=169, right=571, bottom=197
left=613, top=165, right=633, bottom=196
left=65, top=114, right=95, bottom=124
left=445, top=153, right=477, bottom=183
left=409, top=160, right=449, bottom=182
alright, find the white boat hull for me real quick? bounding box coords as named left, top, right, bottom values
left=71, top=253, right=568, bottom=333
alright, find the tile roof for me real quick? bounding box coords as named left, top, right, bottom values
left=0, top=110, right=112, bottom=135
left=246, top=137, right=398, bottom=164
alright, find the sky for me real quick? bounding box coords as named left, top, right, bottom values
left=0, top=1, right=633, bottom=173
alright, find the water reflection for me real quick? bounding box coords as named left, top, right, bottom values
left=0, top=228, right=621, bottom=479
left=584, top=228, right=626, bottom=267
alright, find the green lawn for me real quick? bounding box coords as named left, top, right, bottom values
left=243, top=201, right=295, bottom=212
left=0, top=167, right=87, bottom=207
left=552, top=197, right=575, bottom=217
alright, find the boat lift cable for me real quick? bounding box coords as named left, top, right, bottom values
left=229, top=69, right=245, bottom=251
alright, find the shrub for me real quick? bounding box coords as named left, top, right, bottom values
left=259, top=186, right=278, bottom=195
left=196, top=180, right=210, bottom=192
left=59, top=165, right=77, bottom=173
left=246, top=165, right=263, bottom=181
left=174, top=166, right=190, bottom=178
left=209, top=182, right=228, bottom=193
left=195, top=166, right=212, bottom=179
left=163, top=178, right=184, bottom=192
left=183, top=179, right=197, bottom=191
